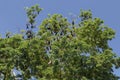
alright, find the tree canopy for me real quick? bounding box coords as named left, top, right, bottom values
left=0, top=5, right=120, bottom=80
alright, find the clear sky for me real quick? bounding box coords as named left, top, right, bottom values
left=0, top=0, right=120, bottom=77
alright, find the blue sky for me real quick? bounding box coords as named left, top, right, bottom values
left=0, top=0, right=120, bottom=77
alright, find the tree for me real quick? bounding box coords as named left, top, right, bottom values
left=0, top=5, right=120, bottom=80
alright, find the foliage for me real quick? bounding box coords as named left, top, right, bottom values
left=25, top=4, right=42, bottom=39
left=0, top=5, right=120, bottom=80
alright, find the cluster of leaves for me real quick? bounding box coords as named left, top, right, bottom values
left=25, top=4, right=42, bottom=39
left=0, top=5, right=120, bottom=80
